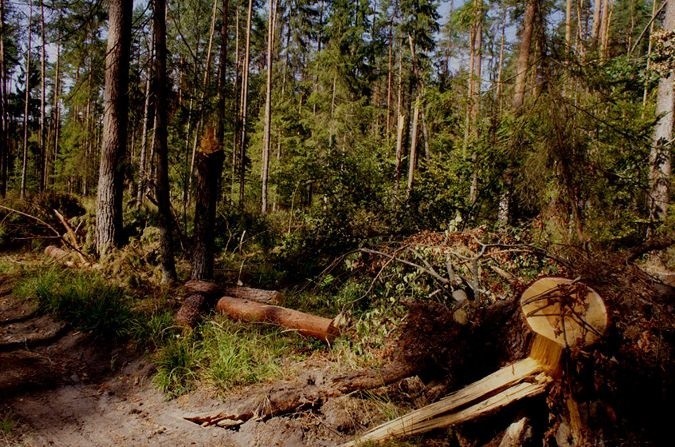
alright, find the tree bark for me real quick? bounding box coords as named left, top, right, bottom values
left=261, top=0, right=277, bottom=214
left=191, top=0, right=229, bottom=281
left=0, top=0, right=7, bottom=197
left=513, top=0, right=537, bottom=112
left=137, top=34, right=153, bottom=208
left=649, top=0, right=674, bottom=224
left=238, top=0, right=254, bottom=207
left=185, top=279, right=283, bottom=305
left=406, top=95, right=420, bottom=199
left=49, top=37, right=61, bottom=189
left=96, top=0, right=132, bottom=255
left=21, top=2, right=33, bottom=200
left=39, top=0, right=46, bottom=192
left=216, top=296, right=339, bottom=341
left=191, top=146, right=225, bottom=280
left=152, top=0, right=176, bottom=283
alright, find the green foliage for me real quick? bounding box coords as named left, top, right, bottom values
left=153, top=335, right=199, bottom=398
left=0, top=416, right=14, bottom=435
left=14, top=267, right=134, bottom=340
left=130, top=310, right=176, bottom=349
left=198, top=319, right=294, bottom=391
left=153, top=318, right=315, bottom=398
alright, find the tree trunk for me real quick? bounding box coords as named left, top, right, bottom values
left=0, top=0, right=7, bottom=197
left=152, top=0, right=176, bottom=283
left=191, top=0, right=229, bottom=281
left=39, top=0, right=46, bottom=192
left=137, top=36, right=153, bottom=207
left=188, top=0, right=219, bottom=205
left=261, top=0, right=276, bottom=214
left=49, top=37, right=61, bottom=189
left=96, top=0, right=132, bottom=255
left=642, top=0, right=659, bottom=109
left=192, top=143, right=225, bottom=280
left=599, top=0, right=613, bottom=59
left=591, top=0, right=602, bottom=43
left=406, top=95, right=420, bottom=199
left=649, top=0, right=674, bottom=224
left=513, top=0, right=537, bottom=111
left=238, top=0, right=254, bottom=207
left=394, top=39, right=405, bottom=183
left=565, top=0, right=572, bottom=50
left=466, top=0, right=483, bottom=204
left=386, top=23, right=393, bottom=139
left=21, top=2, right=33, bottom=200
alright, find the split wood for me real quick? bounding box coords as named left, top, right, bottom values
left=340, top=277, right=607, bottom=446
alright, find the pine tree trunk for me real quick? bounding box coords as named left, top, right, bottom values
left=192, top=146, right=225, bottom=280
left=21, top=2, right=33, bottom=199
left=591, top=0, right=602, bottom=43
left=466, top=0, right=483, bottom=204
left=406, top=96, right=420, bottom=199
left=649, top=0, right=674, bottom=224
left=261, top=0, right=276, bottom=214
left=188, top=0, right=219, bottom=203
left=0, top=0, right=7, bottom=197
left=39, top=0, right=46, bottom=192
left=386, top=23, right=393, bottom=139
left=565, top=0, right=572, bottom=49
left=394, top=38, right=405, bottom=183
left=48, top=38, right=61, bottom=189
left=642, top=0, right=658, bottom=108
left=513, top=0, right=537, bottom=111
left=153, top=0, right=177, bottom=283
left=137, top=57, right=152, bottom=207
left=96, top=0, right=132, bottom=255
left=238, top=0, right=253, bottom=207
left=599, top=0, right=612, bottom=59
left=192, top=0, right=229, bottom=281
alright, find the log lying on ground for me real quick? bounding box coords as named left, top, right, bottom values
left=175, top=294, right=207, bottom=328
left=185, top=362, right=416, bottom=428
left=216, top=296, right=338, bottom=341
left=44, top=245, right=79, bottom=267
left=185, top=280, right=282, bottom=304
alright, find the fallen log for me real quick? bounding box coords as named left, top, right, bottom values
left=175, top=294, right=207, bottom=328
left=44, top=245, right=76, bottom=267
left=216, top=296, right=338, bottom=342
left=185, top=280, right=282, bottom=305
left=185, top=362, right=416, bottom=428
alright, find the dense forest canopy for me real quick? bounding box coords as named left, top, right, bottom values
left=0, top=0, right=672, bottom=269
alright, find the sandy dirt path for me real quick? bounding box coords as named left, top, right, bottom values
left=3, top=358, right=339, bottom=447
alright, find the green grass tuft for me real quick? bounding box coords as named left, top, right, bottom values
left=198, top=319, right=291, bottom=390
left=14, top=267, right=134, bottom=340
left=152, top=335, right=199, bottom=398
left=152, top=317, right=314, bottom=398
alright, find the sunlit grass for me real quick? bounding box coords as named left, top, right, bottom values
left=14, top=266, right=134, bottom=340
left=153, top=317, right=319, bottom=398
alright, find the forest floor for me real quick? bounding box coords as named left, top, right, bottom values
left=0, top=269, right=402, bottom=447
left=1, top=237, right=674, bottom=447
